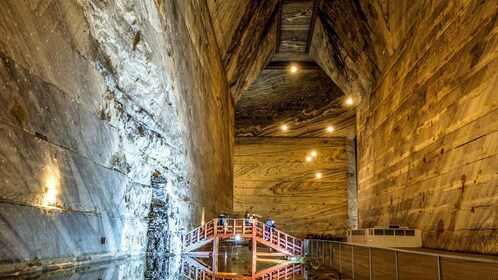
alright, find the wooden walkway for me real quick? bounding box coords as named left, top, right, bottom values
left=183, top=218, right=304, bottom=257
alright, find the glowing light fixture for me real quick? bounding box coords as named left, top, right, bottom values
left=310, top=150, right=317, bottom=157
left=290, top=65, right=298, bottom=73
left=346, top=97, right=354, bottom=105
left=281, top=124, right=288, bottom=132
left=315, top=172, right=322, bottom=179
left=327, top=126, right=334, bottom=133
left=43, top=176, right=58, bottom=206
left=305, top=156, right=312, bottom=162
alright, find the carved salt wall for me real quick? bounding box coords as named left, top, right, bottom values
left=346, top=139, right=358, bottom=229
left=0, top=0, right=233, bottom=273
left=207, top=0, right=278, bottom=101
left=356, top=0, right=498, bottom=254
left=233, top=137, right=349, bottom=238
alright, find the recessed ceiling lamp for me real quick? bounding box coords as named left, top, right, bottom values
left=310, top=150, right=317, bottom=157
left=290, top=65, right=298, bottom=73
left=346, top=97, right=354, bottom=105
left=326, top=126, right=334, bottom=133
left=305, top=156, right=312, bottom=162
left=281, top=124, right=288, bottom=132
left=315, top=172, right=322, bottom=179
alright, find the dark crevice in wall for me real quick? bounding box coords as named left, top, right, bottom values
left=145, top=174, right=182, bottom=278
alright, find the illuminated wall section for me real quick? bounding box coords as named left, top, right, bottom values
left=0, top=0, right=233, bottom=274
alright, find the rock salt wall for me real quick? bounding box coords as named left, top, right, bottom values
left=356, top=0, right=498, bottom=254
left=0, top=0, right=233, bottom=274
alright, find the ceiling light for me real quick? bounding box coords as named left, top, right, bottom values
left=281, top=124, right=288, bottom=131
left=327, top=126, right=334, bottom=133
left=290, top=65, right=298, bottom=73
left=310, top=151, right=317, bottom=157
left=315, top=172, right=322, bottom=179
left=346, top=97, right=354, bottom=105
left=306, top=156, right=312, bottom=162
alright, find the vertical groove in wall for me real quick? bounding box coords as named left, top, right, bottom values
left=346, top=138, right=358, bottom=229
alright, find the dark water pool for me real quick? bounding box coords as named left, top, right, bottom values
left=3, top=246, right=341, bottom=279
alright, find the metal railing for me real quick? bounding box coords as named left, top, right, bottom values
left=306, top=239, right=498, bottom=280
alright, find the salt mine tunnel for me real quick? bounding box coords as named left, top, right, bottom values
left=0, top=0, right=497, bottom=279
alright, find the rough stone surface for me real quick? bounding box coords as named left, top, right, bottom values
left=207, top=0, right=278, bottom=101
left=0, top=0, right=234, bottom=274
left=309, top=0, right=383, bottom=102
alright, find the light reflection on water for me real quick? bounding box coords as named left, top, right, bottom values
left=2, top=246, right=339, bottom=279
left=178, top=243, right=305, bottom=279
left=181, top=255, right=305, bottom=280
left=1, top=256, right=304, bottom=280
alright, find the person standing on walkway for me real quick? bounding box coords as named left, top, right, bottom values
left=245, top=211, right=252, bottom=226
left=265, top=218, right=273, bottom=240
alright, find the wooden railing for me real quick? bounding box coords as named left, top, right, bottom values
left=181, top=256, right=304, bottom=280
left=253, top=263, right=304, bottom=279
left=214, top=218, right=254, bottom=236
left=183, top=219, right=216, bottom=251
left=181, top=257, right=213, bottom=280
left=254, top=220, right=303, bottom=256
left=183, top=218, right=303, bottom=256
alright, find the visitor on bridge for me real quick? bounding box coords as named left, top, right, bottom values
left=265, top=218, right=273, bottom=240
left=245, top=211, right=252, bottom=226
left=217, top=213, right=226, bottom=227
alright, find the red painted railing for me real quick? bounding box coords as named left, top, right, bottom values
left=253, top=263, right=304, bottom=280
left=214, top=218, right=254, bottom=236
left=183, top=219, right=216, bottom=251
left=183, top=218, right=303, bottom=256
left=181, top=256, right=304, bottom=280
left=254, top=220, right=303, bottom=256
left=181, top=257, right=213, bottom=280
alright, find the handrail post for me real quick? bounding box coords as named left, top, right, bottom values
left=322, top=241, right=325, bottom=264
left=252, top=221, right=257, bottom=272
left=369, top=247, right=372, bottom=280
left=352, top=244, right=355, bottom=280
left=311, top=240, right=314, bottom=259
left=437, top=256, right=442, bottom=280
left=329, top=242, right=332, bottom=268
left=301, top=240, right=304, bottom=256
left=395, top=250, right=399, bottom=280
left=213, top=236, right=219, bottom=274
left=339, top=242, right=342, bottom=274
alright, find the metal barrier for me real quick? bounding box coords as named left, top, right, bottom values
left=306, top=239, right=498, bottom=280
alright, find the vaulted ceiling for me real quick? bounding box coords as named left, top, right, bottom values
left=207, top=0, right=420, bottom=139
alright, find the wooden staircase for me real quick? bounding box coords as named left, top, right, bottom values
left=183, top=218, right=304, bottom=257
